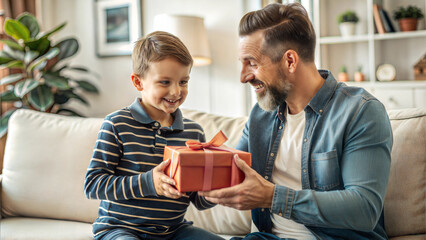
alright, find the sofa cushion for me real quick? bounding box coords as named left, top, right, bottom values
left=1, top=217, right=93, bottom=240
left=384, top=108, right=426, bottom=237
left=2, top=109, right=102, bottom=223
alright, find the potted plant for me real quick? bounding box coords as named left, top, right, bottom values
left=0, top=13, right=99, bottom=138
left=337, top=11, right=359, bottom=37
left=393, top=5, right=424, bottom=31
left=354, top=65, right=365, bottom=82
left=338, top=65, right=349, bottom=82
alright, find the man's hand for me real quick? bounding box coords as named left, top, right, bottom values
left=199, top=156, right=275, bottom=210
left=152, top=159, right=186, bottom=199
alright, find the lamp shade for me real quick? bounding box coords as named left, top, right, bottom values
left=153, top=14, right=211, bottom=66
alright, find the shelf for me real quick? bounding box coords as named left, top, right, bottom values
left=346, top=80, right=426, bottom=89
left=319, top=34, right=370, bottom=44
left=374, top=30, right=426, bottom=40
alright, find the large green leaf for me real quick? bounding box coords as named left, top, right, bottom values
left=24, top=50, right=39, bottom=64
left=28, top=57, right=47, bottom=71
left=17, top=13, right=40, bottom=38
left=0, top=109, right=17, bottom=138
left=0, top=73, right=24, bottom=85
left=3, top=44, right=24, bottom=61
left=14, top=78, right=39, bottom=97
left=54, top=91, right=70, bottom=104
left=43, top=72, right=69, bottom=90
left=55, top=38, right=79, bottom=61
left=42, top=47, right=60, bottom=60
left=0, top=60, right=24, bottom=69
left=0, top=89, right=20, bottom=101
left=56, top=108, right=84, bottom=117
left=63, top=90, right=88, bottom=105
left=76, top=80, right=99, bottom=93
left=0, top=52, right=14, bottom=65
left=4, top=19, right=30, bottom=41
left=28, top=85, right=54, bottom=111
left=40, top=22, right=66, bottom=39
left=0, top=39, right=24, bottom=51
left=25, top=37, right=50, bottom=54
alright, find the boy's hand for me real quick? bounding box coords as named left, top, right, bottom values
left=153, top=159, right=185, bottom=199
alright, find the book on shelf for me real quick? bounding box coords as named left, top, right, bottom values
left=379, top=8, right=395, bottom=33
left=373, top=4, right=386, bottom=34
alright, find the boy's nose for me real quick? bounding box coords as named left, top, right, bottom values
left=169, top=84, right=181, bottom=96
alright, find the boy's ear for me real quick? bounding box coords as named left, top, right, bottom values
left=131, top=74, right=143, bottom=91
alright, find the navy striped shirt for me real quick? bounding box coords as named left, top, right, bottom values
left=84, top=98, right=215, bottom=239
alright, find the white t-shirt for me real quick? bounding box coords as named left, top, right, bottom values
left=271, top=107, right=315, bottom=239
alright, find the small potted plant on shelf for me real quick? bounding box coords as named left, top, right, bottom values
left=393, top=5, right=424, bottom=32
left=337, top=10, right=359, bottom=37
left=338, top=65, right=349, bottom=82
left=354, top=65, right=365, bottom=82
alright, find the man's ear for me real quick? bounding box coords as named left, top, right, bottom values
left=131, top=74, right=143, bottom=91
left=282, top=50, right=298, bottom=73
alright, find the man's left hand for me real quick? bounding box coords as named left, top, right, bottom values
left=199, top=156, right=275, bottom=210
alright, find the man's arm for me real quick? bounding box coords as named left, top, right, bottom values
left=201, top=100, right=393, bottom=231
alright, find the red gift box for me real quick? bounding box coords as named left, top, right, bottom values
left=163, top=131, right=251, bottom=192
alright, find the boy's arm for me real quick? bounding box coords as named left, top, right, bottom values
left=189, top=192, right=216, bottom=210
left=84, top=118, right=157, bottom=200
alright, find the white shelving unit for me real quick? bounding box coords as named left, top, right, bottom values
left=312, top=0, right=426, bottom=109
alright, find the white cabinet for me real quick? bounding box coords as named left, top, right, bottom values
left=312, top=0, right=426, bottom=109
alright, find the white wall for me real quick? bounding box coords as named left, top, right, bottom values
left=39, top=0, right=253, bottom=118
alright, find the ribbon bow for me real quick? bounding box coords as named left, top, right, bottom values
left=185, top=130, right=228, bottom=150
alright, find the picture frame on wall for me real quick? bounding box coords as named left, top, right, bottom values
left=94, top=0, right=142, bottom=57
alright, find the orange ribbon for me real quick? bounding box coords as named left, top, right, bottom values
left=185, top=131, right=229, bottom=191
left=185, top=130, right=228, bottom=150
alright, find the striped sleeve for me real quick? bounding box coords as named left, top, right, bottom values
left=84, top=117, right=157, bottom=201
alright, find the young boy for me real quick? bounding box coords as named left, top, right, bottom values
left=84, top=31, right=224, bottom=240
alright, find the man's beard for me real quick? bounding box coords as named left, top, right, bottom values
left=257, top=73, right=292, bottom=112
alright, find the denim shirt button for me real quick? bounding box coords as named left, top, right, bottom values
left=270, top=153, right=274, bottom=157
left=261, top=208, right=264, bottom=212
left=154, top=122, right=159, bottom=127
left=279, top=212, right=282, bottom=216
left=303, top=169, right=307, bottom=173
left=304, top=138, right=307, bottom=142
left=264, top=176, right=269, bottom=180
left=279, top=126, right=282, bottom=129
left=320, top=109, right=323, bottom=113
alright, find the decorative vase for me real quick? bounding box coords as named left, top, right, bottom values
left=398, top=18, right=418, bottom=32
left=354, top=72, right=365, bottom=82
left=339, top=22, right=356, bottom=37
left=338, top=72, right=349, bottom=82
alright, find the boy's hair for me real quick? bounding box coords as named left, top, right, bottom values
left=239, top=3, right=316, bottom=63
left=132, top=31, right=193, bottom=76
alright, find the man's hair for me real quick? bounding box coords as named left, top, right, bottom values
left=132, top=31, right=193, bottom=76
left=239, top=3, right=316, bottom=63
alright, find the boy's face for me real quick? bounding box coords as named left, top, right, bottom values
left=132, top=57, right=191, bottom=120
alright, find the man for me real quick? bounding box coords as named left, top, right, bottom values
left=199, top=3, right=393, bottom=240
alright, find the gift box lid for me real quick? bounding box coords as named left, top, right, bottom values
left=164, top=146, right=251, bottom=167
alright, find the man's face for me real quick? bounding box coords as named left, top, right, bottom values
left=239, top=31, right=292, bottom=111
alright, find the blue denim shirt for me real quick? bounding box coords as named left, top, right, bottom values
left=236, top=70, right=393, bottom=239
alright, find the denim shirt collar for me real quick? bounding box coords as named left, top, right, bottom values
left=307, top=70, right=338, bottom=115
left=129, top=98, right=184, bottom=130
left=277, top=69, right=337, bottom=121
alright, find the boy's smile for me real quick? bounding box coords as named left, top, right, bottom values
left=131, top=57, right=191, bottom=126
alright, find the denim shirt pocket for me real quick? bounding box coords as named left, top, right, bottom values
left=311, top=150, right=340, bottom=191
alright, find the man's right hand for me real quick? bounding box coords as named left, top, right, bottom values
left=152, top=159, right=185, bottom=199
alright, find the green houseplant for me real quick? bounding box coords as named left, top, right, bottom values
left=337, top=11, right=359, bottom=36
left=0, top=13, right=99, bottom=137
left=393, top=5, right=424, bottom=31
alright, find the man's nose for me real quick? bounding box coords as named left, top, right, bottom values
left=240, top=67, right=255, bottom=83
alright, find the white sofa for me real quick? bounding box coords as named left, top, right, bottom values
left=1, top=108, right=425, bottom=239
